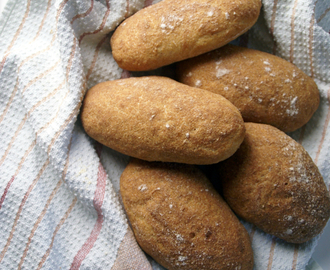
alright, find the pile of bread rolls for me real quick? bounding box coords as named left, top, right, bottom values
left=81, top=0, right=330, bottom=269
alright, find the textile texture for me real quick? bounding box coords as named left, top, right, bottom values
left=0, top=0, right=329, bottom=269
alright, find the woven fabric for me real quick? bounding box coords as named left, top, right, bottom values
left=0, top=0, right=329, bottom=269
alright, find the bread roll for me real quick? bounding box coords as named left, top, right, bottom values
left=120, top=159, right=254, bottom=270
left=218, top=123, right=330, bottom=243
left=81, top=76, right=245, bottom=164
left=111, top=0, right=261, bottom=71
left=176, top=44, right=320, bottom=132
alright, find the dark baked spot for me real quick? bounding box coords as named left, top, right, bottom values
left=205, top=229, right=212, bottom=239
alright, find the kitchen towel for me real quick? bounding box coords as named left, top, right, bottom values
left=0, top=0, right=329, bottom=269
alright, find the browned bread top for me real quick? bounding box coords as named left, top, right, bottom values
left=120, top=159, right=254, bottom=270
left=218, top=123, right=330, bottom=243
left=81, top=76, right=245, bottom=164
left=111, top=0, right=261, bottom=71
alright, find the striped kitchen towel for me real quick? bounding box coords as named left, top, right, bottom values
left=0, top=0, right=329, bottom=269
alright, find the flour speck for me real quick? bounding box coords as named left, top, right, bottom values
left=286, top=96, right=298, bottom=116
left=138, top=184, right=147, bottom=191
left=178, top=256, right=188, bottom=262
left=216, top=68, right=230, bottom=79
left=195, top=80, right=202, bottom=87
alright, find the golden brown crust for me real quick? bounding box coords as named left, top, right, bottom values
left=217, top=123, right=330, bottom=243
left=120, top=159, right=254, bottom=270
left=111, top=0, right=262, bottom=71
left=81, top=76, right=245, bottom=164
left=176, top=44, right=320, bottom=132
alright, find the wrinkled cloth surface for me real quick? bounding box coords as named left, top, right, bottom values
left=0, top=0, right=329, bottom=269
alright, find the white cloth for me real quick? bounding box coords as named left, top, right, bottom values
left=0, top=0, right=329, bottom=269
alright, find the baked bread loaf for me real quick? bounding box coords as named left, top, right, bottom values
left=217, top=122, right=330, bottom=243
left=176, top=44, right=320, bottom=132
left=120, top=159, right=254, bottom=270
left=111, top=0, right=261, bottom=71
left=81, top=76, right=245, bottom=164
